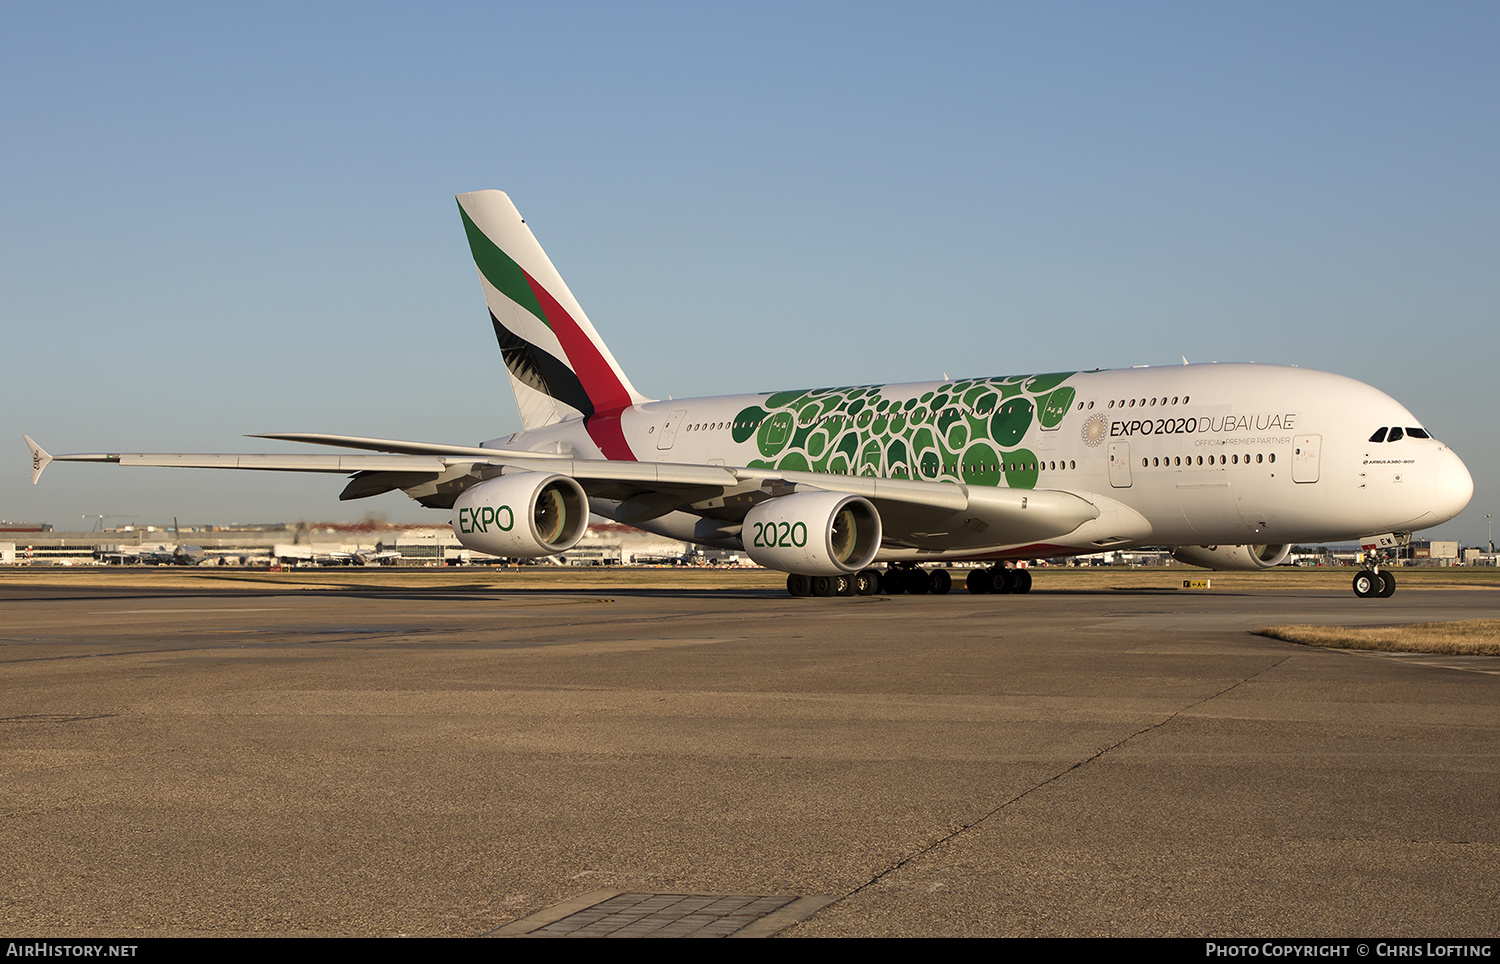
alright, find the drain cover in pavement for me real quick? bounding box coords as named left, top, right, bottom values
left=487, top=889, right=836, bottom=938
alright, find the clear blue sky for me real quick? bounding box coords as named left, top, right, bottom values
left=4, top=1, right=1495, bottom=545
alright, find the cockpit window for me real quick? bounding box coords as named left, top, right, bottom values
left=1387, top=427, right=1404, bottom=442
left=1368, top=427, right=1388, bottom=443
left=1407, top=427, right=1430, bottom=439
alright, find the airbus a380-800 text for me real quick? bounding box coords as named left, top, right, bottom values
left=26, top=190, right=1473, bottom=598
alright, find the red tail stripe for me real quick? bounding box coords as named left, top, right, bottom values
left=524, top=274, right=633, bottom=414
left=520, top=271, right=636, bottom=460
left=584, top=408, right=636, bottom=461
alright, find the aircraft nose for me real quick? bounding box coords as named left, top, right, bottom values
left=1433, top=447, right=1474, bottom=524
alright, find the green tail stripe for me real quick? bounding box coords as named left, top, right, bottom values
left=459, top=204, right=549, bottom=329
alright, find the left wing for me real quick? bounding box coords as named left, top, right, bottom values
left=25, top=433, right=1142, bottom=557
left=25, top=434, right=737, bottom=508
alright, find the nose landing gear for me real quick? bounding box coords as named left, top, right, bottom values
left=1352, top=555, right=1397, bottom=599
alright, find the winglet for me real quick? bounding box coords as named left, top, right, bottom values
left=24, top=436, right=52, bottom=485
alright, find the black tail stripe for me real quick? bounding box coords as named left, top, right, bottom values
left=490, top=311, right=595, bottom=417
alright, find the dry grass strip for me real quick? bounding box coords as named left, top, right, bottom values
left=1257, top=619, right=1500, bottom=656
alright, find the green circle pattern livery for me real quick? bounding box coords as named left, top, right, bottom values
left=731, top=372, right=1077, bottom=490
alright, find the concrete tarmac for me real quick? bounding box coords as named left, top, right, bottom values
left=2, top=580, right=1497, bottom=937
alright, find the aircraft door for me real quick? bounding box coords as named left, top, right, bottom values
left=657, top=410, right=687, bottom=450
left=1108, top=442, right=1132, bottom=488
left=1292, top=434, right=1321, bottom=483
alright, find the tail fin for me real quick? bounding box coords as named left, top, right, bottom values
left=457, top=190, right=649, bottom=431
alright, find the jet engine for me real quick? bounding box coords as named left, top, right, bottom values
left=451, top=473, right=590, bottom=558
left=743, top=492, right=882, bottom=575
left=1171, top=544, right=1292, bottom=570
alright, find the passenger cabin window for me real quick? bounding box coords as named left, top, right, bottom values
left=1369, top=427, right=1388, bottom=442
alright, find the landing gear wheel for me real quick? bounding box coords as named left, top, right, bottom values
left=1352, top=570, right=1378, bottom=598
left=990, top=566, right=1013, bottom=594
left=929, top=569, right=952, bottom=595
left=787, top=573, right=811, bottom=597
left=904, top=568, right=931, bottom=595
left=836, top=573, right=857, bottom=596
left=1378, top=571, right=1396, bottom=598
left=855, top=569, right=882, bottom=596
left=880, top=568, right=905, bottom=595
left=1011, top=568, right=1032, bottom=594
left=812, top=575, right=837, bottom=597
left=966, top=568, right=990, bottom=594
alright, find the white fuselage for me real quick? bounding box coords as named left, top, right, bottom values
left=486, top=364, right=1472, bottom=560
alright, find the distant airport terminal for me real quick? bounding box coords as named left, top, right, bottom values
left=0, top=519, right=1490, bottom=571
left=0, top=520, right=706, bottom=568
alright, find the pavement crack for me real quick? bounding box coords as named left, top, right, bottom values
left=822, top=655, right=1293, bottom=916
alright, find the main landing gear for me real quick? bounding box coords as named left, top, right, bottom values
left=964, top=565, right=1032, bottom=595
left=786, top=571, right=881, bottom=597
left=785, top=564, right=1032, bottom=597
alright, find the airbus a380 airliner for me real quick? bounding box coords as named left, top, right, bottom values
left=26, top=190, right=1473, bottom=598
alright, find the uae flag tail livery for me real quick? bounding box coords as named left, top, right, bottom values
left=457, top=191, right=646, bottom=461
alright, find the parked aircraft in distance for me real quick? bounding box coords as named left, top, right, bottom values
left=96, top=544, right=204, bottom=567
left=93, top=517, right=204, bottom=566
left=26, top=191, right=1473, bottom=598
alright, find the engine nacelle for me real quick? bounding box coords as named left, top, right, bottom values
left=452, top=473, right=590, bottom=558
left=743, top=492, right=881, bottom=575
left=1171, top=544, right=1292, bottom=570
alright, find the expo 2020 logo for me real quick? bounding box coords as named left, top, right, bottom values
left=1080, top=414, right=1108, bottom=447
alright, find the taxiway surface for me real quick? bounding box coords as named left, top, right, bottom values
left=3, top=581, right=1497, bottom=936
